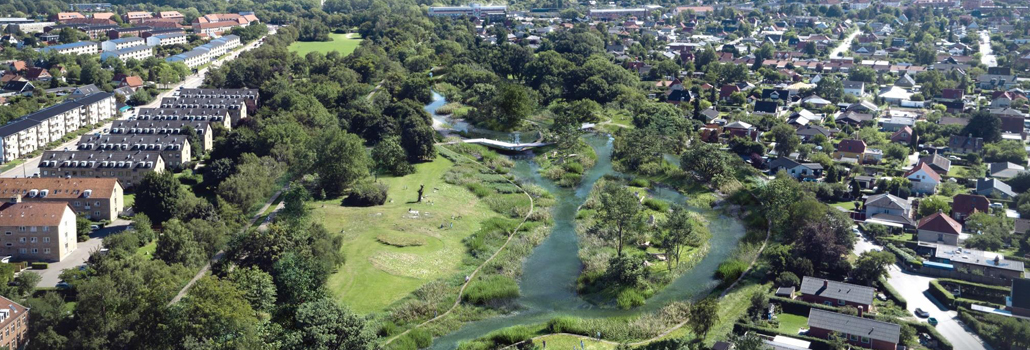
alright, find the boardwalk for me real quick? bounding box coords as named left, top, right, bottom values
left=461, top=138, right=550, bottom=151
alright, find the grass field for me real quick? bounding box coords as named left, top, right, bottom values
left=313, top=157, right=504, bottom=314
left=776, top=313, right=809, bottom=334
left=288, top=33, right=363, bottom=56
left=135, top=241, right=157, bottom=259
left=533, top=334, right=617, bottom=350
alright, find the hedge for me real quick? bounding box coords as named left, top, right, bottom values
left=30, top=262, right=48, bottom=270
left=935, top=278, right=1010, bottom=304
left=876, top=277, right=907, bottom=309
left=885, top=243, right=922, bottom=268
left=928, top=280, right=1004, bottom=310
left=770, top=296, right=838, bottom=315
left=900, top=319, right=953, bottom=350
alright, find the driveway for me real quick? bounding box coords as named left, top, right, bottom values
left=853, top=233, right=990, bottom=350
left=34, top=219, right=130, bottom=287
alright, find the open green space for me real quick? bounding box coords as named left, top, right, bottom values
left=533, top=334, right=617, bottom=350
left=135, top=240, right=157, bottom=259
left=775, top=313, right=809, bottom=334
left=314, top=156, right=505, bottom=314
left=288, top=33, right=363, bottom=56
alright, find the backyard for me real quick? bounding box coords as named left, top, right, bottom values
left=288, top=32, right=363, bottom=56
left=312, top=157, right=504, bottom=314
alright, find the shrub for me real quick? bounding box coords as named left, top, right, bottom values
left=31, top=262, right=48, bottom=270
left=617, top=288, right=646, bottom=309
left=643, top=198, right=669, bottom=212
left=629, top=178, right=650, bottom=187
left=715, top=259, right=748, bottom=284
left=463, top=275, right=519, bottom=304
left=564, top=162, right=584, bottom=174
left=776, top=272, right=800, bottom=288
left=547, top=316, right=578, bottom=333
left=488, top=325, right=533, bottom=345
left=466, top=183, right=492, bottom=198
left=342, top=182, right=388, bottom=206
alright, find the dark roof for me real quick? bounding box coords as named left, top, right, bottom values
left=952, top=194, right=990, bottom=217
left=918, top=154, right=951, bottom=173
left=754, top=100, right=778, bottom=113
left=0, top=92, right=113, bottom=137
left=837, top=139, right=867, bottom=154
left=865, top=193, right=910, bottom=211
left=800, top=276, right=875, bottom=305
left=1014, top=218, right=1030, bottom=235
left=667, top=89, right=693, bottom=102
left=807, top=309, right=901, bottom=344
left=1012, top=278, right=1030, bottom=310
left=948, top=135, right=984, bottom=151
left=836, top=111, right=873, bottom=124
left=796, top=125, right=831, bottom=138
left=2, top=80, right=32, bottom=92
left=768, top=157, right=801, bottom=170
left=762, top=88, right=790, bottom=100
left=976, top=178, right=1015, bottom=198
left=842, top=80, right=865, bottom=89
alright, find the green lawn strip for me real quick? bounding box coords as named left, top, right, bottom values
left=535, top=138, right=599, bottom=187
left=775, top=312, right=809, bottom=334
left=124, top=193, right=135, bottom=209
left=0, top=159, right=24, bottom=173
left=830, top=200, right=858, bottom=211
left=135, top=240, right=157, bottom=259
left=288, top=32, right=363, bottom=56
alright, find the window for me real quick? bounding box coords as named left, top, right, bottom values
left=18, top=238, right=24, bottom=243
left=17, top=227, right=24, bottom=232
left=95, top=201, right=101, bottom=206
left=29, top=237, right=36, bottom=243
left=824, top=301, right=833, bottom=306
left=43, top=237, right=49, bottom=243
left=17, top=249, right=24, bottom=254
left=44, top=248, right=50, bottom=254
left=29, top=226, right=36, bottom=232
left=94, top=211, right=101, bottom=216
left=4, top=243, right=10, bottom=247
left=850, top=334, right=858, bottom=341
left=862, top=337, right=870, bottom=343
left=42, top=226, right=48, bottom=232
left=838, top=299, right=845, bottom=305
left=31, top=248, right=37, bottom=253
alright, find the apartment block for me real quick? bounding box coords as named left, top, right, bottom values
left=145, top=33, right=187, bottom=47
left=0, top=202, right=76, bottom=262
left=0, top=295, right=28, bottom=350
left=38, top=150, right=165, bottom=188
left=39, top=41, right=100, bottom=55
left=78, top=133, right=191, bottom=167
left=0, top=93, right=116, bottom=163
left=101, top=37, right=145, bottom=51
left=110, top=119, right=214, bottom=150
left=0, top=178, right=123, bottom=221
left=100, top=45, right=152, bottom=62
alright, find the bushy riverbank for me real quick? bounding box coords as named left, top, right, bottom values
left=536, top=138, right=599, bottom=187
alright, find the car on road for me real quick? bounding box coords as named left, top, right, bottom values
left=56, top=281, right=71, bottom=290
left=915, top=308, right=930, bottom=318
left=852, top=226, right=861, bottom=236
left=928, top=317, right=938, bottom=326
left=89, top=225, right=99, bottom=231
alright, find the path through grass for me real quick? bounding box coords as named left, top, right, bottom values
left=288, top=32, right=362, bottom=56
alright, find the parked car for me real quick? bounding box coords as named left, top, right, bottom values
left=89, top=225, right=99, bottom=231
left=915, top=308, right=930, bottom=318
left=928, top=317, right=938, bottom=327
left=55, top=281, right=71, bottom=290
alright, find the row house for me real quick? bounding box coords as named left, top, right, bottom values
left=78, top=133, right=192, bottom=167
left=156, top=11, right=185, bottom=20
left=106, top=26, right=152, bottom=39
left=38, top=150, right=164, bottom=188
left=110, top=119, right=214, bottom=150
left=145, top=33, right=187, bottom=47
left=39, top=41, right=100, bottom=55
left=160, top=96, right=250, bottom=124
left=123, top=11, right=152, bottom=24
left=100, top=45, right=153, bottom=62
left=100, top=37, right=145, bottom=52
left=0, top=202, right=77, bottom=262
left=0, top=177, right=123, bottom=221
left=177, top=88, right=259, bottom=111
left=135, top=107, right=231, bottom=130
left=807, top=309, right=900, bottom=350
left=166, top=35, right=240, bottom=68
left=0, top=93, right=115, bottom=163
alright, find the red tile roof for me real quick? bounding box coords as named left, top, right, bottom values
left=952, top=194, right=990, bottom=217
left=836, top=139, right=867, bottom=154
left=905, top=161, right=941, bottom=182
left=918, top=212, right=962, bottom=235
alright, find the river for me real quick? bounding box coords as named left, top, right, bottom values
left=425, top=92, right=748, bottom=349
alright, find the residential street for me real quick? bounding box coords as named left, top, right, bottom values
left=980, top=30, right=997, bottom=68
left=853, top=233, right=991, bottom=350
left=34, top=219, right=130, bottom=287
left=830, top=29, right=861, bottom=58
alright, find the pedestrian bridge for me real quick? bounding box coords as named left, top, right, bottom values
left=462, top=138, right=551, bottom=151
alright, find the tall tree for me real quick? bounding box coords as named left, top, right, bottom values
left=371, top=137, right=414, bottom=177
left=283, top=297, right=379, bottom=350
left=962, top=110, right=1002, bottom=143
left=771, top=124, right=801, bottom=157
left=316, top=129, right=370, bottom=198
left=597, top=181, right=641, bottom=256
left=133, top=171, right=183, bottom=224
left=688, top=297, right=720, bottom=339
left=659, top=207, right=699, bottom=269
left=851, top=250, right=895, bottom=284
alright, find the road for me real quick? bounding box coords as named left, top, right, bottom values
left=979, top=30, right=997, bottom=68
left=0, top=33, right=269, bottom=179
left=853, top=233, right=990, bottom=350
left=34, top=219, right=130, bottom=287
left=830, top=29, right=862, bottom=58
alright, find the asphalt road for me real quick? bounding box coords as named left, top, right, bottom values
left=35, top=219, right=129, bottom=287
left=831, top=29, right=862, bottom=58
left=980, top=30, right=997, bottom=68
left=0, top=33, right=269, bottom=179
left=853, top=232, right=990, bottom=350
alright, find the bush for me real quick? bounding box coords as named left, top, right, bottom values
left=564, top=162, right=584, bottom=174
left=342, top=182, right=388, bottom=206
left=616, top=288, right=646, bottom=309
left=643, top=198, right=669, bottom=212
left=466, top=183, right=491, bottom=198
left=776, top=272, right=800, bottom=288
left=715, top=259, right=748, bottom=284
left=488, top=325, right=533, bottom=345
left=876, top=277, right=907, bottom=309
left=547, top=316, right=578, bottom=333
left=629, top=178, right=650, bottom=187
left=463, top=275, right=519, bottom=304
left=30, top=262, right=48, bottom=270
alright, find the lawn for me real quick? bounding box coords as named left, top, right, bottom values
left=314, top=157, right=504, bottom=314
left=135, top=241, right=157, bottom=259
left=288, top=33, right=363, bottom=56
left=830, top=200, right=858, bottom=211
left=776, top=313, right=809, bottom=334
left=533, top=334, right=617, bottom=350
left=124, top=193, right=135, bottom=209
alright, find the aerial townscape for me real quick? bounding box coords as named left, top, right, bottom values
left=0, top=0, right=1027, bottom=349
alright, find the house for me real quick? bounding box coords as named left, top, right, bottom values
left=100, top=46, right=153, bottom=62
left=666, top=89, right=693, bottom=104
left=23, top=67, right=51, bottom=82
left=0, top=92, right=116, bottom=163
left=723, top=121, right=760, bottom=141
left=807, top=309, right=900, bottom=350
left=918, top=154, right=951, bottom=174
left=796, top=125, right=833, bottom=142
left=1008, top=278, right=1030, bottom=317
left=801, top=95, right=832, bottom=108
left=799, top=276, right=875, bottom=311
left=864, top=193, right=912, bottom=218
left=2, top=81, right=34, bottom=95
left=78, top=134, right=191, bottom=167
left=834, top=139, right=867, bottom=161
left=842, top=80, right=866, bottom=97
left=0, top=178, right=123, bottom=221
left=38, top=150, right=165, bottom=188
left=70, top=84, right=101, bottom=98
left=836, top=111, right=873, bottom=126
left=976, top=178, right=1016, bottom=199
left=846, top=101, right=880, bottom=114
left=767, top=157, right=823, bottom=179
left=123, top=11, right=152, bottom=24
left=917, top=212, right=963, bottom=245
left=0, top=202, right=76, bottom=261
left=904, top=162, right=941, bottom=194
left=895, top=74, right=916, bottom=87
left=948, top=135, right=983, bottom=154
left=951, top=194, right=989, bottom=223
left=929, top=244, right=1025, bottom=282
left=890, top=126, right=914, bottom=144
left=990, top=91, right=1026, bottom=108
left=788, top=109, right=819, bottom=127
left=0, top=295, right=28, bottom=350
left=118, top=76, right=144, bottom=90
left=878, top=86, right=914, bottom=105
left=719, top=84, right=741, bottom=99
left=762, top=88, right=791, bottom=101
left=977, top=74, right=1018, bottom=89
left=988, top=162, right=1024, bottom=178
left=754, top=101, right=780, bottom=115
left=880, top=116, right=914, bottom=132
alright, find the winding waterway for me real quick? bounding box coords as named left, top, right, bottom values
left=425, top=92, right=748, bottom=349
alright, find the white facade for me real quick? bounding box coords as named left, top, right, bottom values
left=100, top=46, right=153, bottom=62
left=40, top=41, right=100, bottom=56
left=0, top=93, right=116, bottom=163
left=101, top=37, right=146, bottom=52
left=145, top=33, right=187, bottom=47
left=165, top=35, right=240, bottom=69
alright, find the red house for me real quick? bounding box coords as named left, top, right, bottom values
left=807, top=309, right=901, bottom=350
left=951, top=194, right=990, bottom=223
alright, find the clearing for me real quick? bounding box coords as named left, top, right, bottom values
left=314, top=157, right=503, bottom=314
left=288, top=33, right=363, bottom=56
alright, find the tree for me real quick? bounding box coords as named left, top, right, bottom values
left=984, top=140, right=1028, bottom=164
left=851, top=250, right=895, bottom=284
left=815, top=76, right=844, bottom=102
left=76, top=215, right=92, bottom=241
left=133, top=172, right=183, bottom=224
left=770, top=124, right=800, bottom=156
left=688, top=297, right=720, bottom=339
left=131, top=214, right=156, bottom=244
left=485, top=83, right=534, bottom=131
left=283, top=297, right=379, bottom=350
left=168, top=276, right=264, bottom=349
left=659, top=207, right=699, bottom=269
left=732, top=332, right=765, bottom=350
left=681, top=142, right=733, bottom=183
left=917, top=196, right=952, bottom=218
left=227, top=266, right=277, bottom=313
left=597, top=181, right=641, bottom=256
left=154, top=219, right=206, bottom=267
left=371, top=137, right=413, bottom=177
left=962, top=111, right=1002, bottom=143
left=316, top=129, right=370, bottom=198
left=399, top=114, right=436, bottom=163
left=13, top=271, right=40, bottom=296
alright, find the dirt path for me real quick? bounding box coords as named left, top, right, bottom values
left=382, top=146, right=537, bottom=346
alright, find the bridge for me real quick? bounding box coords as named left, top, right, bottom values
left=462, top=138, right=551, bottom=151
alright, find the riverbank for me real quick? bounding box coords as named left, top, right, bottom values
left=534, top=138, right=599, bottom=187
left=574, top=176, right=712, bottom=308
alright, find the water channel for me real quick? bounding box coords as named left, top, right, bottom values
left=425, top=92, right=748, bottom=349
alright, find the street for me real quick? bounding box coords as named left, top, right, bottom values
left=853, top=233, right=990, bottom=350
left=34, top=219, right=129, bottom=287
left=830, top=29, right=862, bottom=58
left=980, top=30, right=997, bottom=68
left=0, top=33, right=269, bottom=179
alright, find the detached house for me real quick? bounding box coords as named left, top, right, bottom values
left=843, top=80, right=866, bottom=97
left=767, top=157, right=823, bottom=179
left=807, top=309, right=900, bottom=350
left=917, top=212, right=963, bottom=245
left=834, top=139, right=867, bottom=162
left=951, top=194, right=989, bottom=223
left=948, top=135, right=983, bottom=154
left=799, top=277, right=875, bottom=311
left=976, top=178, right=1016, bottom=199
left=904, top=162, right=941, bottom=194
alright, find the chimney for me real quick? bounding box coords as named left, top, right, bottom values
left=858, top=306, right=864, bottom=317
left=823, top=280, right=829, bottom=288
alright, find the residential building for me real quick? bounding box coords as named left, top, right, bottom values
left=9, top=21, right=54, bottom=33
left=78, top=133, right=191, bottom=167
left=175, top=88, right=259, bottom=115
left=135, top=107, right=231, bottom=130
left=930, top=244, right=1025, bottom=281
left=976, top=178, right=1016, bottom=199
left=165, top=48, right=210, bottom=68
left=988, top=162, right=1024, bottom=178
left=890, top=126, right=914, bottom=144
left=106, top=26, right=151, bottom=39
left=834, top=139, right=867, bottom=161
left=948, top=135, right=983, bottom=154
left=881, top=116, right=915, bottom=132
left=799, top=276, right=875, bottom=311
left=145, top=33, right=187, bottom=47
left=429, top=4, right=508, bottom=20
left=807, top=309, right=900, bottom=350
left=0, top=178, right=123, bottom=221
left=39, top=41, right=100, bottom=55
left=156, top=11, right=184, bottom=20
left=0, top=295, right=28, bottom=350
left=588, top=8, right=648, bottom=20
left=1008, top=278, right=1030, bottom=317
left=110, top=119, right=214, bottom=150
left=166, top=35, right=240, bottom=68
left=917, top=212, right=963, bottom=245
left=951, top=194, right=989, bottom=223
left=100, top=37, right=145, bottom=52
left=976, top=74, right=1018, bottom=89
left=123, top=11, right=152, bottom=24
left=38, top=150, right=164, bottom=187
left=904, top=162, right=941, bottom=194
left=54, top=12, right=86, bottom=22
left=0, top=202, right=76, bottom=261
left=843, top=80, right=866, bottom=97
left=864, top=193, right=912, bottom=218
left=836, top=111, right=873, bottom=127
left=796, top=125, right=833, bottom=142
left=159, top=96, right=250, bottom=124
left=0, top=92, right=116, bottom=163
left=767, top=158, right=823, bottom=179
left=100, top=45, right=152, bottom=62
left=918, top=154, right=951, bottom=174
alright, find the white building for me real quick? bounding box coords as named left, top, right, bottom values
left=0, top=93, right=116, bottom=163
left=101, top=37, right=146, bottom=52
left=39, top=41, right=100, bottom=56
left=100, top=45, right=152, bottom=62
left=145, top=33, right=187, bottom=47
left=165, top=35, right=240, bottom=69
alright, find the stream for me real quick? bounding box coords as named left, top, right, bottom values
left=425, top=92, right=748, bottom=349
